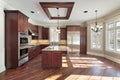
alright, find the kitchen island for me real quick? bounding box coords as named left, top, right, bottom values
left=41, top=46, right=68, bottom=68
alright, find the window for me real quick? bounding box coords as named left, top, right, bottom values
left=91, top=28, right=102, bottom=49
left=49, top=27, right=59, bottom=42
left=106, top=21, right=120, bottom=53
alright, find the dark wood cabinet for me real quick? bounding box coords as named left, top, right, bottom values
left=38, top=26, right=42, bottom=39
left=29, top=45, right=41, bottom=60
left=42, top=27, right=49, bottom=39
left=28, top=23, right=39, bottom=39
left=60, top=28, right=67, bottom=40
left=42, top=51, right=62, bottom=68
left=42, top=52, right=52, bottom=68
left=80, top=27, right=87, bottom=54
left=52, top=52, right=62, bottom=67
left=40, top=45, right=49, bottom=50
left=18, top=12, right=28, bottom=32
left=5, top=10, right=28, bottom=69
left=67, top=25, right=80, bottom=31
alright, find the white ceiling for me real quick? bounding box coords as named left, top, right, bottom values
left=3, top=0, right=120, bottom=25
left=48, top=8, right=67, bottom=17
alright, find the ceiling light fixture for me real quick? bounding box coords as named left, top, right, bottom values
left=91, top=10, right=102, bottom=32
left=56, top=8, right=61, bottom=34
left=84, top=11, right=88, bottom=13
left=30, top=11, right=35, bottom=13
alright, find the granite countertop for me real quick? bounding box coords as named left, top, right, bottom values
left=42, top=46, right=68, bottom=51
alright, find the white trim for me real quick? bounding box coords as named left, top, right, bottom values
left=87, top=52, right=104, bottom=57
left=87, top=51, right=120, bottom=64
left=0, top=65, right=5, bottom=73
left=104, top=54, right=120, bottom=64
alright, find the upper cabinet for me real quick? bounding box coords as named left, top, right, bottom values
left=5, top=10, right=28, bottom=33
left=42, top=27, right=49, bottom=40
left=60, top=28, right=67, bottom=40
left=18, top=12, right=28, bottom=32
left=28, top=23, right=39, bottom=39
left=67, top=25, right=80, bottom=31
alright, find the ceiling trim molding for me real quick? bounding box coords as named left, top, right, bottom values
left=40, top=2, right=74, bottom=20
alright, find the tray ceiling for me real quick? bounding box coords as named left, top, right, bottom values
left=40, top=2, right=74, bottom=20
left=3, top=0, right=120, bottom=25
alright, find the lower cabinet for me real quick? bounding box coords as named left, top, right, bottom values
left=29, top=45, right=41, bottom=60
left=42, top=51, right=62, bottom=68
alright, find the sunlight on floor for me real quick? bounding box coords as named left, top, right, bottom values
left=64, top=74, right=120, bottom=80
left=68, top=56, right=110, bottom=68
left=44, top=55, right=119, bottom=80
left=62, top=56, right=68, bottom=67
left=45, top=73, right=63, bottom=80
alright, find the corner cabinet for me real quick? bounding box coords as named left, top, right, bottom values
left=42, top=51, right=62, bottom=68
left=5, top=10, right=28, bottom=69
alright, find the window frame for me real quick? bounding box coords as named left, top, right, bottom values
left=106, top=21, right=120, bottom=53
left=90, top=25, right=103, bottom=50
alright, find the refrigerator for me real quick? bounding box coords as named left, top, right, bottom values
left=67, top=31, right=80, bottom=54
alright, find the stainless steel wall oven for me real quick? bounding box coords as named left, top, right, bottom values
left=18, top=32, right=29, bottom=66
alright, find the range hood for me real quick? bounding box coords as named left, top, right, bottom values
left=28, top=28, right=38, bottom=36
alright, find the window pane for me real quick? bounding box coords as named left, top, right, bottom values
left=108, top=30, right=114, bottom=50
left=108, top=23, right=114, bottom=29
left=116, top=29, right=120, bottom=52
left=116, top=22, right=120, bottom=27
left=91, top=30, right=102, bottom=49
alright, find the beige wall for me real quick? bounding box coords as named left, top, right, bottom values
left=87, top=8, right=120, bottom=64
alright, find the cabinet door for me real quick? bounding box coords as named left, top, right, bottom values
left=23, top=16, right=28, bottom=32
left=18, top=13, right=28, bottom=32
left=18, top=13, right=24, bottom=32
left=38, top=26, right=42, bottom=39
left=52, top=52, right=62, bottom=68
left=42, top=52, right=52, bottom=68
left=29, top=46, right=40, bottom=60
left=60, top=28, right=67, bottom=40
left=42, top=28, right=49, bottom=39
left=34, top=45, right=41, bottom=55
left=28, top=47, right=34, bottom=60
left=80, top=27, right=87, bottom=54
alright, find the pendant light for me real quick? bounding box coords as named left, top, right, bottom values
left=56, top=8, right=61, bottom=34
left=91, top=10, right=102, bottom=32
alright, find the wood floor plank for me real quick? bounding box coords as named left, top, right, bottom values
left=0, top=53, right=120, bottom=80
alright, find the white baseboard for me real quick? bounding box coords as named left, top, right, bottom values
left=87, top=51, right=120, bottom=64
left=0, top=65, right=5, bottom=73
left=87, top=52, right=104, bottom=57
left=104, top=54, right=120, bottom=64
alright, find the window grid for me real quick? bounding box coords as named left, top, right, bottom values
left=91, top=27, right=102, bottom=50
left=106, top=21, right=120, bottom=53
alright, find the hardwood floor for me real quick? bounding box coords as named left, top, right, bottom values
left=0, top=53, right=120, bottom=80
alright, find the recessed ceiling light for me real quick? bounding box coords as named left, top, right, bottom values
left=84, top=11, right=88, bottom=13
left=30, top=11, right=35, bottom=13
